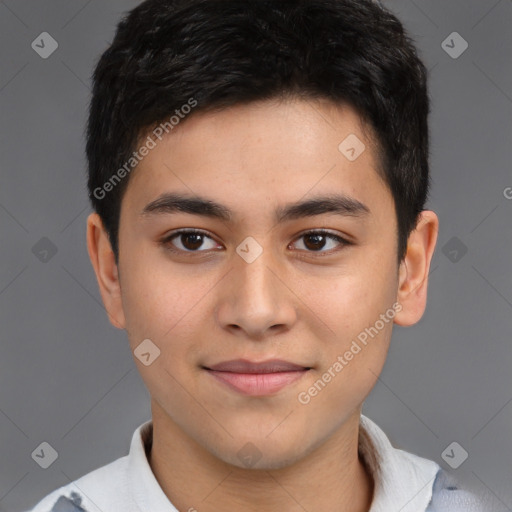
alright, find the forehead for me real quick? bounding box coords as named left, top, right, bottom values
left=122, top=98, right=391, bottom=223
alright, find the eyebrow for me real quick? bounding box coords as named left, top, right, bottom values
left=140, top=192, right=370, bottom=223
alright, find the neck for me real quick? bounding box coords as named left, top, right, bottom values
left=147, top=402, right=374, bottom=512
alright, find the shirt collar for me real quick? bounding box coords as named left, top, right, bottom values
left=127, top=415, right=441, bottom=512
left=359, top=414, right=441, bottom=512
left=128, top=420, right=178, bottom=511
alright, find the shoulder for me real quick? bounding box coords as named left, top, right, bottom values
left=358, top=416, right=493, bottom=512
left=426, top=469, right=492, bottom=512
left=27, top=455, right=131, bottom=512
left=30, top=491, right=88, bottom=512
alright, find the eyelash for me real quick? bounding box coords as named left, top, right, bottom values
left=160, top=228, right=352, bottom=257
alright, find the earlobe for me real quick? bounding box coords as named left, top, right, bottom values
left=86, top=213, right=126, bottom=329
left=394, top=210, right=439, bottom=327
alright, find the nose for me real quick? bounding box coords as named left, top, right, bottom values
left=215, top=245, right=298, bottom=340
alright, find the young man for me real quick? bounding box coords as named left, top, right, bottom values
left=29, top=0, right=487, bottom=511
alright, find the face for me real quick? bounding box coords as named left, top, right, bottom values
left=88, top=98, right=436, bottom=470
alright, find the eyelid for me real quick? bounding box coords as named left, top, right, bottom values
left=289, top=229, right=352, bottom=254
left=161, top=228, right=220, bottom=251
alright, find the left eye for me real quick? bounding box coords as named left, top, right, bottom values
left=161, top=229, right=349, bottom=254
left=289, top=230, right=349, bottom=253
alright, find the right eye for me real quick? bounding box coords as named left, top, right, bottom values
left=160, top=229, right=222, bottom=253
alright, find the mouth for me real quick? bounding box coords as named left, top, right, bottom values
left=202, top=359, right=312, bottom=396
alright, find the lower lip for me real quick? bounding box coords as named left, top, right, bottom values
left=205, top=369, right=309, bottom=396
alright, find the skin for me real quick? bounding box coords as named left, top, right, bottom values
left=87, top=98, right=438, bottom=512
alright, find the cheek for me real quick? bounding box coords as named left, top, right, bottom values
left=119, top=263, right=211, bottom=401
left=300, top=268, right=392, bottom=336
left=120, top=259, right=213, bottom=349
left=303, top=257, right=397, bottom=377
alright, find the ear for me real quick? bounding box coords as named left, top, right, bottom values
left=394, top=210, right=439, bottom=326
left=86, top=212, right=126, bottom=329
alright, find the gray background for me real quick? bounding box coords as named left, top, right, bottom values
left=0, top=0, right=511, bottom=510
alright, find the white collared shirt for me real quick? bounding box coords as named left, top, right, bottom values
left=359, top=415, right=440, bottom=511
left=28, top=414, right=444, bottom=512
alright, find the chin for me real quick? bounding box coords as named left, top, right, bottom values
left=208, top=435, right=307, bottom=472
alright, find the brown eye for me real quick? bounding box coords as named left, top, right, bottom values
left=303, top=233, right=328, bottom=251
left=161, top=229, right=219, bottom=253
left=290, top=230, right=350, bottom=254
left=178, top=232, right=205, bottom=250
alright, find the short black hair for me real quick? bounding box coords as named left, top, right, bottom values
left=86, top=0, right=431, bottom=265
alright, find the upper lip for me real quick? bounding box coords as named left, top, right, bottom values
left=204, top=359, right=311, bottom=374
